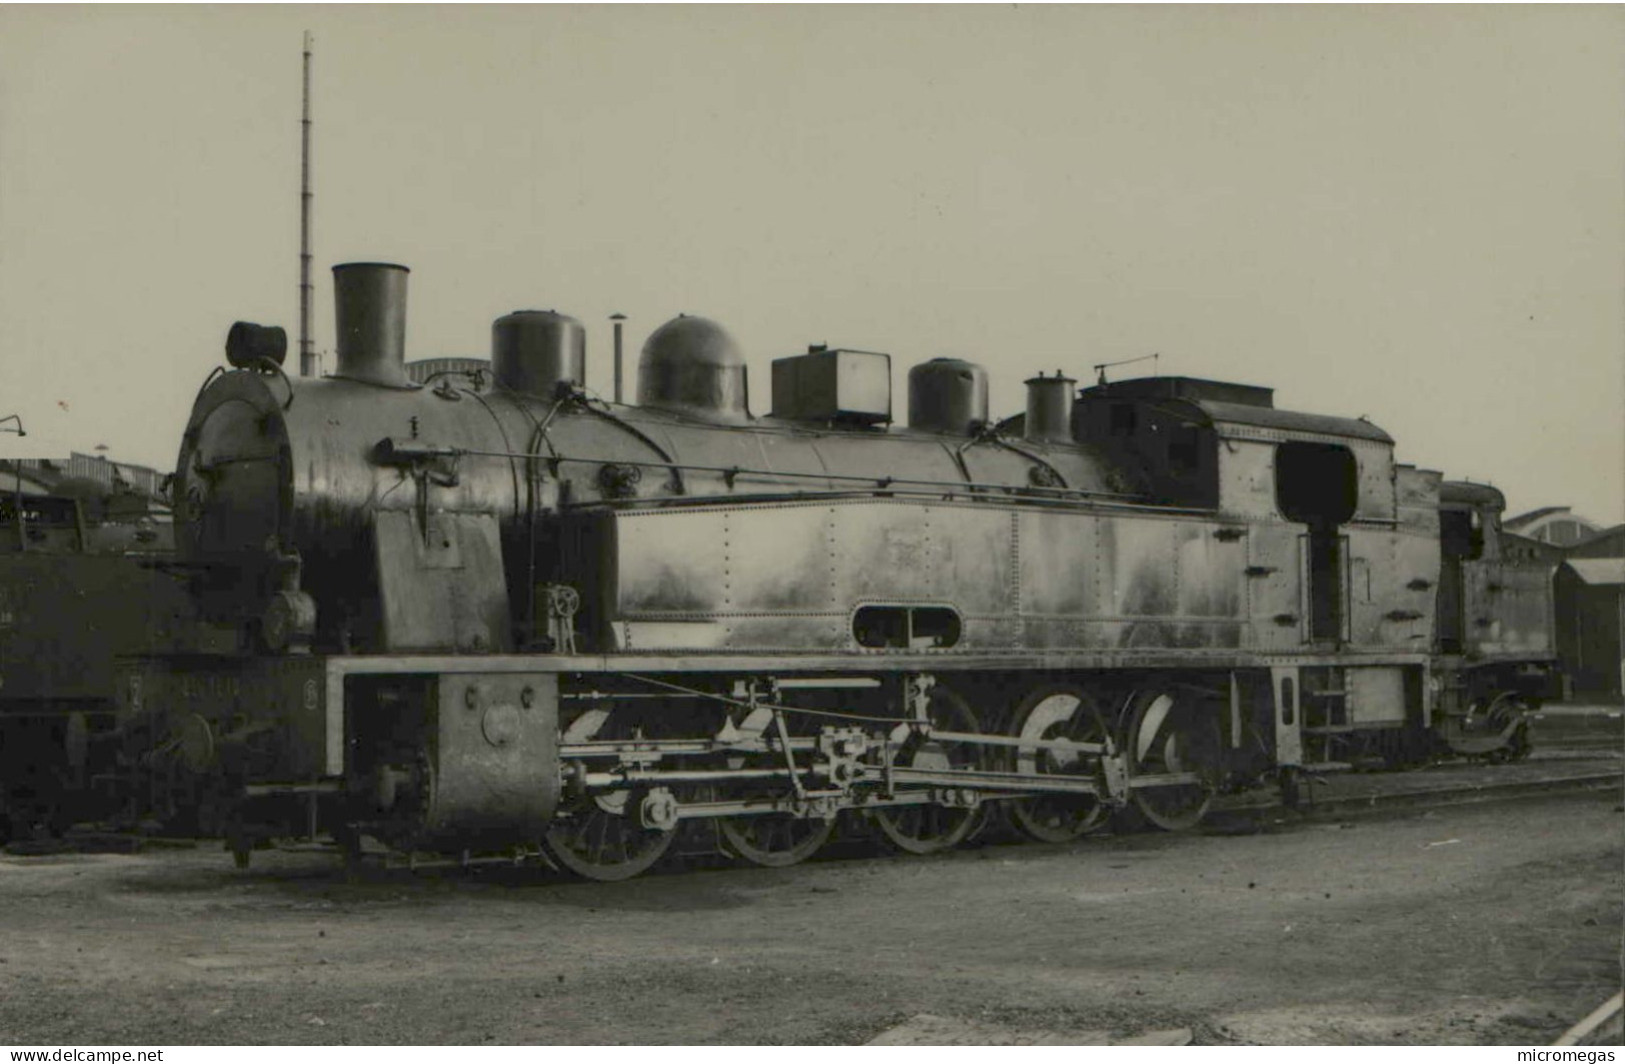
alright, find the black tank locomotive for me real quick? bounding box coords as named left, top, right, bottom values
left=116, top=262, right=1554, bottom=876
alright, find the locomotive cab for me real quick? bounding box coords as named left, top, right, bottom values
left=1074, top=376, right=1238, bottom=509
left=1077, top=376, right=1399, bottom=651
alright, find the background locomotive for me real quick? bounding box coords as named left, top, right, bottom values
left=0, top=484, right=220, bottom=841
left=111, top=261, right=1556, bottom=877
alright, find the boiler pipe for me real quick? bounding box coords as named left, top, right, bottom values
left=610, top=313, right=626, bottom=403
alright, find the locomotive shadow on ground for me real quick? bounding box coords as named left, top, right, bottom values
left=101, top=775, right=1529, bottom=909
left=95, top=810, right=1201, bottom=912
left=101, top=841, right=780, bottom=912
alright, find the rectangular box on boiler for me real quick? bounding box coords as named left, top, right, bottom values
left=770, top=347, right=892, bottom=425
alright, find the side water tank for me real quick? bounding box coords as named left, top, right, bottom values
left=637, top=315, right=749, bottom=423
left=492, top=310, right=585, bottom=397
left=907, top=358, right=989, bottom=435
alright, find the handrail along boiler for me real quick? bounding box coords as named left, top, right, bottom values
left=118, top=262, right=1555, bottom=876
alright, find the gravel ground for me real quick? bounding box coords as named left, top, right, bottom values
left=0, top=786, right=1618, bottom=1046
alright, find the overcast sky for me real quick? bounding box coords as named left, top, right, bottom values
left=1, top=5, right=1620, bottom=523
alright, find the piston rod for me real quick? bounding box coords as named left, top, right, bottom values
left=930, top=729, right=1109, bottom=755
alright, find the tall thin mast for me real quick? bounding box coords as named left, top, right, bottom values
left=298, top=31, right=315, bottom=377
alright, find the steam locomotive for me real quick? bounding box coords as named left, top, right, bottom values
left=113, top=262, right=1556, bottom=877
left=0, top=488, right=210, bottom=842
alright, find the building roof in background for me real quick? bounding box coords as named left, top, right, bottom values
left=1505, top=505, right=1573, bottom=529
left=1564, top=558, right=1625, bottom=586
left=2, top=453, right=166, bottom=501
left=1569, top=523, right=1625, bottom=554
left=1502, top=505, right=1603, bottom=548
left=0, top=468, right=59, bottom=496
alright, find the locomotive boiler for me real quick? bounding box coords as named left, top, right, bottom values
left=115, top=262, right=1553, bottom=877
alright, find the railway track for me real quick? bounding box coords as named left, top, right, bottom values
left=7, top=749, right=1618, bottom=861
left=1528, top=707, right=1623, bottom=754
left=1209, top=751, right=1621, bottom=825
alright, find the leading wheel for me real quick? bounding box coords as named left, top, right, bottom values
left=872, top=684, right=985, bottom=855
left=543, top=788, right=676, bottom=881
left=1122, top=685, right=1220, bottom=832
left=1006, top=684, right=1112, bottom=843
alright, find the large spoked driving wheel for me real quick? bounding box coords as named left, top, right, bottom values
left=873, top=684, right=984, bottom=855
left=718, top=708, right=838, bottom=867
left=1122, top=685, right=1221, bottom=832
left=719, top=809, right=835, bottom=868
left=1007, top=684, right=1112, bottom=843
left=543, top=787, right=676, bottom=881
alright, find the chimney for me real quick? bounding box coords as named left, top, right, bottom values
left=332, top=262, right=412, bottom=388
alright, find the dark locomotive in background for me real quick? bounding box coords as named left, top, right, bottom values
left=0, top=484, right=205, bottom=838
left=4, top=262, right=1559, bottom=873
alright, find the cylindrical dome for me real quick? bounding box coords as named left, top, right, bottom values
left=637, top=315, right=749, bottom=423
left=908, top=358, right=989, bottom=435
left=1024, top=372, right=1076, bottom=443
left=491, top=310, right=585, bottom=398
